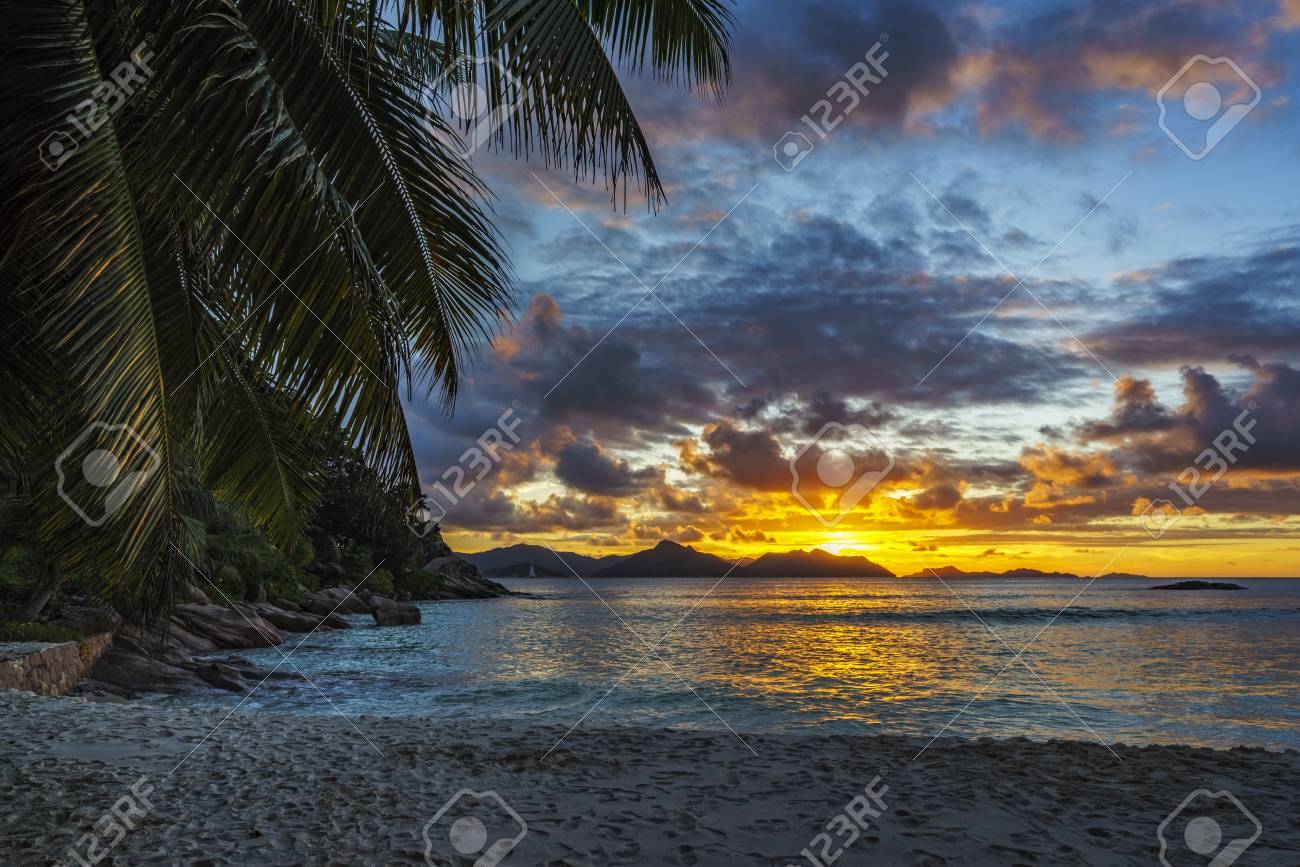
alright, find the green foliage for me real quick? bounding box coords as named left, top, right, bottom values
left=189, top=435, right=425, bottom=602
left=395, top=569, right=445, bottom=598
left=0, top=621, right=83, bottom=643
left=203, top=518, right=303, bottom=603
left=0, top=544, right=67, bottom=622
left=1, top=0, right=734, bottom=624
left=211, top=564, right=244, bottom=601
left=367, top=568, right=395, bottom=597
left=0, top=546, right=35, bottom=597
left=303, top=432, right=428, bottom=590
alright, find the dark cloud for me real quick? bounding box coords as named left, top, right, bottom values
left=1085, top=243, right=1300, bottom=367
left=777, top=391, right=897, bottom=438
left=672, top=526, right=706, bottom=543
left=554, top=440, right=660, bottom=496
left=1001, top=227, right=1036, bottom=248
left=729, top=526, right=776, bottom=544
left=435, top=488, right=520, bottom=532
left=925, top=173, right=993, bottom=234
left=656, top=484, right=709, bottom=515
left=1078, top=376, right=1178, bottom=440
left=913, top=483, right=963, bottom=511
left=686, top=421, right=790, bottom=492
left=624, top=0, right=1291, bottom=154
left=538, top=337, right=718, bottom=438
left=647, top=208, right=1096, bottom=409
left=408, top=1, right=1300, bottom=544
left=630, top=0, right=960, bottom=145
left=1087, top=361, right=1300, bottom=475
left=516, top=494, right=625, bottom=532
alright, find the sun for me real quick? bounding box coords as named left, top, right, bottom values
left=814, top=539, right=853, bottom=556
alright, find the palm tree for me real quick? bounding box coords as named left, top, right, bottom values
left=0, top=0, right=733, bottom=623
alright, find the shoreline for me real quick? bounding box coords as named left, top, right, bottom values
left=4, top=691, right=1296, bottom=866
left=125, top=684, right=1300, bottom=756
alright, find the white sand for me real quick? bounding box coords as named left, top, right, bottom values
left=1, top=690, right=1296, bottom=866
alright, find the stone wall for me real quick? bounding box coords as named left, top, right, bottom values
left=0, top=634, right=113, bottom=696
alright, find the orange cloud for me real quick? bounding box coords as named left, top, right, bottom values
left=1276, top=0, right=1300, bottom=29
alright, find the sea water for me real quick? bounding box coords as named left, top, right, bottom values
left=162, top=577, right=1300, bottom=750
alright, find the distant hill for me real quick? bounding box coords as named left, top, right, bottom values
left=539, top=541, right=895, bottom=578
left=468, top=542, right=1148, bottom=580
left=902, top=565, right=1147, bottom=579
left=463, top=544, right=624, bottom=577
left=740, top=548, right=892, bottom=577
left=592, top=540, right=732, bottom=577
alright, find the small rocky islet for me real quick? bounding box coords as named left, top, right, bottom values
left=1148, top=580, right=1247, bottom=591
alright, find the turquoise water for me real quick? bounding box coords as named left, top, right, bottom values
left=164, top=578, right=1300, bottom=750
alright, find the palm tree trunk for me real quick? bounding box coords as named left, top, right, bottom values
left=18, top=561, right=61, bottom=621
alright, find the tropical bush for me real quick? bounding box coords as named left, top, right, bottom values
left=1, top=0, right=733, bottom=623
left=395, top=570, right=445, bottom=598
left=0, top=621, right=84, bottom=643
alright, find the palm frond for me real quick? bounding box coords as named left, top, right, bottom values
left=360, top=0, right=734, bottom=206
left=1, top=0, right=733, bottom=625
left=2, top=0, right=179, bottom=622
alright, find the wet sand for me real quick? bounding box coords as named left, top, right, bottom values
left=2, top=691, right=1296, bottom=866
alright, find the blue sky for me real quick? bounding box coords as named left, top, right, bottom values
left=408, top=0, right=1300, bottom=576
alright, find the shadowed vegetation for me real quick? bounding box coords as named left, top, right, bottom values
left=0, top=0, right=733, bottom=624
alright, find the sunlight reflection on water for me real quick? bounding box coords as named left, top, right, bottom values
left=162, top=578, right=1300, bottom=749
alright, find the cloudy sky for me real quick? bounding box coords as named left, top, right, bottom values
left=410, top=0, right=1300, bottom=578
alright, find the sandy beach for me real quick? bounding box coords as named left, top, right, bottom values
left=2, top=691, right=1296, bottom=866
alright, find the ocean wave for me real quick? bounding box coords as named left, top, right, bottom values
left=770, top=606, right=1300, bottom=625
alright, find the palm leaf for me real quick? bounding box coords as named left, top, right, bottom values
left=1, top=0, right=734, bottom=624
